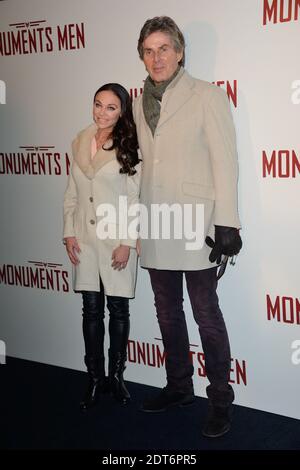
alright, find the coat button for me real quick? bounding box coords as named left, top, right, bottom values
left=90, top=219, right=95, bottom=225
left=89, top=196, right=93, bottom=202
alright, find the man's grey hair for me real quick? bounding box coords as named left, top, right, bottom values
left=137, top=16, right=185, bottom=67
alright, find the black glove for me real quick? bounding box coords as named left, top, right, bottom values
left=205, top=225, right=242, bottom=264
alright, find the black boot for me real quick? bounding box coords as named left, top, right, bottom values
left=202, top=403, right=232, bottom=438
left=108, top=350, right=131, bottom=404
left=141, top=386, right=195, bottom=412
left=80, top=355, right=107, bottom=411
left=107, top=296, right=131, bottom=405
left=202, top=384, right=234, bottom=437
left=80, top=290, right=106, bottom=411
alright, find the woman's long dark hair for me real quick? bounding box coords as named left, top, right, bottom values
left=93, top=83, right=140, bottom=175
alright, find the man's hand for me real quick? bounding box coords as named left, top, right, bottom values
left=205, top=226, right=242, bottom=264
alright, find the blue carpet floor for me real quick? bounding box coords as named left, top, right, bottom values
left=1, top=357, right=299, bottom=460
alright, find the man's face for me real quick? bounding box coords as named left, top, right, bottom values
left=142, top=31, right=183, bottom=84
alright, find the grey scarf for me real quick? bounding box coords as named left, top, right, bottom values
left=142, top=66, right=182, bottom=136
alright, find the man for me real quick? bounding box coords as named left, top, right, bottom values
left=133, top=16, right=242, bottom=438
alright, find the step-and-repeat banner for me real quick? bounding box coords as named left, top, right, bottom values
left=0, top=0, right=299, bottom=419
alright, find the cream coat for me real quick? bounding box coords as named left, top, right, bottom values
left=63, top=124, right=141, bottom=297
left=133, top=70, right=241, bottom=270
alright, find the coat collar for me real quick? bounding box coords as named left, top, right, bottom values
left=156, top=70, right=195, bottom=130
left=72, top=123, right=117, bottom=179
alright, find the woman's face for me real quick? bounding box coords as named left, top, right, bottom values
left=93, top=90, right=122, bottom=132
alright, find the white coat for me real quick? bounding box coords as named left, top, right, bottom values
left=63, top=123, right=141, bottom=297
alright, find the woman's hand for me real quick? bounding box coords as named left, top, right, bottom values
left=64, top=237, right=81, bottom=265
left=111, top=245, right=130, bottom=270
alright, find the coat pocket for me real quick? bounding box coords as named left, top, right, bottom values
left=181, top=182, right=215, bottom=200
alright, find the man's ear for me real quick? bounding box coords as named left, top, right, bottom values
left=177, top=50, right=183, bottom=63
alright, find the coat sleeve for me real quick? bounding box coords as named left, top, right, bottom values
left=63, top=133, right=79, bottom=240
left=120, top=160, right=142, bottom=248
left=204, top=86, right=241, bottom=228
left=63, top=162, right=78, bottom=238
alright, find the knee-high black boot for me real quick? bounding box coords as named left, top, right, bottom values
left=80, top=290, right=107, bottom=411
left=107, top=296, right=130, bottom=404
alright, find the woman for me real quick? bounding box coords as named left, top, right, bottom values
left=63, top=83, right=141, bottom=409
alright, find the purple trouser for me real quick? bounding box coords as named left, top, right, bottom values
left=148, top=267, right=234, bottom=407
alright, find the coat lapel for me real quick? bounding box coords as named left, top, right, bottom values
left=157, top=71, right=195, bottom=130
left=72, top=123, right=117, bottom=179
